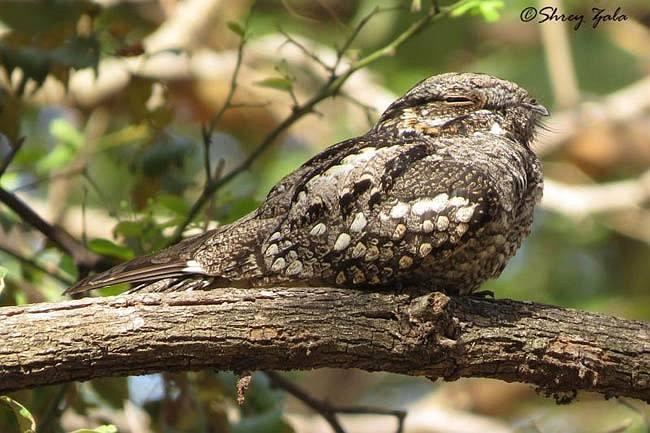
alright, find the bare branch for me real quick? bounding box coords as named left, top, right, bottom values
left=541, top=170, right=650, bottom=218
left=266, top=371, right=407, bottom=433
left=280, top=29, right=334, bottom=73
left=538, top=0, right=580, bottom=108
left=0, top=289, right=648, bottom=403
left=0, top=136, right=25, bottom=178
left=0, top=187, right=111, bottom=272
left=266, top=371, right=347, bottom=433
left=537, top=76, right=650, bottom=156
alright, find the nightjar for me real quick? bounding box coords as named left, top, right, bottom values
left=66, top=72, right=548, bottom=296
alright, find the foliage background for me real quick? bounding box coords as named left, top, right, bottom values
left=0, top=0, right=649, bottom=432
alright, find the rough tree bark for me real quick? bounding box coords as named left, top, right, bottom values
left=0, top=288, right=648, bottom=402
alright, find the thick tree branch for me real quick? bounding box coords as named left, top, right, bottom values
left=0, top=289, right=648, bottom=403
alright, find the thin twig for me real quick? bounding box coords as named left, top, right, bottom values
left=265, top=371, right=346, bottom=433
left=333, top=6, right=395, bottom=72
left=0, top=243, right=74, bottom=285
left=0, top=136, right=26, bottom=178
left=280, top=29, right=334, bottom=73
left=265, top=371, right=407, bottom=433
left=10, top=167, right=85, bottom=193
left=171, top=3, right=449, bottom=243
left=178, top=6, right=252, bottom=242
left=35, top=384, right=70, bottom=433
left=340, top=92, right=378, bottom=127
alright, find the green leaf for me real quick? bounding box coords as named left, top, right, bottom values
left=70, top=425, right=118, bottom=433
left=0, top=396, right=36, bottom=433
left=157, top=194, right=189, bottom=217
left=227, top=21, right=246, bottom=37
left=88, top=238, right=135, bottom=260
left=51, top=35, right=101, bottom=73
left=478, top=0, right=503, bottom=22
left=255, top=77, right=293, bottom=92
left=451, top=0, right=504, bottom=22
left=113, top=221, right=144, bottom=239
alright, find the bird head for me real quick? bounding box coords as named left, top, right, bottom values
left=375, top=72, right=549, bottom=147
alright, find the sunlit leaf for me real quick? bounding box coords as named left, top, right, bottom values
left=255, top=77, right=293, bottom=92
left=478, top=0, right=503, bottom=22
left=52, top=118, right=83, bottom=147
left=88, top=238, right=135, bottom=260
left=37, top=118, right=85, bottom=173
left=451, top=0, right=504, bottom=22
left=0, top=396, right=36, bottom=433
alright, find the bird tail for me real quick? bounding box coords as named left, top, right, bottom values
left=63, top=259, right=205, bottom=295
left=63, top=230, right=217, bottom=295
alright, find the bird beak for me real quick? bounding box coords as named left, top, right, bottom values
left=522, top=102, right=550, bottom=116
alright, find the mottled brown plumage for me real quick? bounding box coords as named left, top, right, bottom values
left=66, top=72, right=548, bottom=296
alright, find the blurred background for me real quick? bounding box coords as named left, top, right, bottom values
left=0, top=0, right=649, bottom=432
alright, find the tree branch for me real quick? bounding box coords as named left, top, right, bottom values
left=0, top=187, right=111, bottom=273
left=0, top=289, right=648, bottom=403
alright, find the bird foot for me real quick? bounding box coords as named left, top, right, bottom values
left=470, top=289, right=495, bottom=299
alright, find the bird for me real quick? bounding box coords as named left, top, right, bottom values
left=66, top=72, right=548, bottom=296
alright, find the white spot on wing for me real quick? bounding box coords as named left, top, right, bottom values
left=324, top=163, right=354, bottom=178
left=436, top=216, right=450, bottom=231
left=349, top=212, right=367, bottom=233
left=271, top=258, right=286, bottom=272
left=448, top=196, right=469, bottom=207
left=334, top=233, right=351, bottom=251
left=341, top=147, right=377, bottom=164
left=264, top=244, right=279, bottom=257
left=389, top=202, right=410, bottom=219
left=490, top=122, right=506, bottom=135
left=183, top=260, right=205, bottom=273
left=411, top=193, right=449, bottom=216
left=310, top=223, right=327, bottom=236
left=455, top=204, right=478, bottom=223
left=285, top=260, right=303, bottom=276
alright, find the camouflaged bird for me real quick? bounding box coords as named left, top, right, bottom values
left=66, top=72, right=548, bottom=296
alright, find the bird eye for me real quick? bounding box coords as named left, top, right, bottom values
left=443, top=96, right=475, bottom=106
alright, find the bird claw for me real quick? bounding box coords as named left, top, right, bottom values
left=470, top=289, right=495, bottom=299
